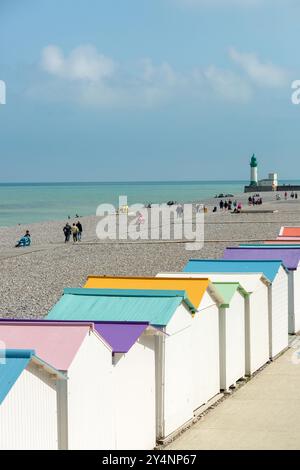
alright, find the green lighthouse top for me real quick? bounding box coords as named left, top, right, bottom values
left=250, top=154, right=258, bottom=168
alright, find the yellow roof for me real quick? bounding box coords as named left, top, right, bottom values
left=84, top=276, right=210, bottom=308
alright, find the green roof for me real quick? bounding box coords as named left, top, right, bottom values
left=212, top=282, right=248, bottom=308
left=47, top=288, right=197, bottom=327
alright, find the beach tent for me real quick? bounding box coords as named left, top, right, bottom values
left=156, top=273, right=247, bottom=390
left=0, top=349, right=66, bottom=450
left=224, top=247, right=299, bottom=335
left=0, top=320, right=160, bottom=450
left=47, top=287, right=221, bottom=440
left=84, top=276, right=223, bottom=412
left=182, top=261, right=271, bottom=374
left=279, top=227, right=300, bottom=238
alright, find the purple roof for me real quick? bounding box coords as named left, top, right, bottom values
left=93, top=322, right=150, bottom=353
left=0, top=319, right=152, bottom=354
left=224, top=247, right=300, bottom=270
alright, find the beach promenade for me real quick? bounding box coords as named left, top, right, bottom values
left=166, top=345, right=300, bottom=450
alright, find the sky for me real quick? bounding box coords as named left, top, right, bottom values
left=0, top=0, right=300, bottom=182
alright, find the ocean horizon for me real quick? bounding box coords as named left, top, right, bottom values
left=1, top=179, right=299, bottom=227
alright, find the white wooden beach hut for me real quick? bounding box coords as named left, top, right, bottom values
left=0, top=349, right=67, bottom=450
left=46, top=285, right=222, bottom=441
left=156, top=274, right=247, bottom=390
left=84, top=276, right=223, bottom=415
left=0, top=322, right=114, bottom=450
left=224, top=248, right=296, bottom=336
left=0, top=320, right=162, bottom=450
left=165, top=264, right=271, bottom=376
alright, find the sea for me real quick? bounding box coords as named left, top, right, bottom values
left=0, top=180, right=297, bottom=227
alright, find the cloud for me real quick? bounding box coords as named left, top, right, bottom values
left=41, top=45, right=116, bottom=81
left=30, top=44, right=288, bottom=108
left=203, top=66, right=252, bottom=102
left=229, top=47, right=288, bottom=88
left=174, top=0, right=281, bottom=7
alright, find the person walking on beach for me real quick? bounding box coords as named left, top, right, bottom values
left=76, top=221, right=83, bottom=241
left=63, top=223, right=71, bottom=243
left=219, top=200, right=224, bottom=211
left=72, top=223, right=79, bottom=243
left=224, top=201, right=228, bottom=211
left=285, top=191, right=288, bottom=200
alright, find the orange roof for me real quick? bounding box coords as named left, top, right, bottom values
left=84, top=276, right=210, bottom=308
left=279, top=227, right=300, bottom=237
left=267, top=239, right=300, bottom=244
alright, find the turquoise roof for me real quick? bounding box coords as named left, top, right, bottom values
left=47, top=288, right=197, bottom=327
left=0, top=350, right=34, bottom=404
left=183, top=259, right=282, bottom=282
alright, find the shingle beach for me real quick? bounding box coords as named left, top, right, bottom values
left=1, top=191, right=300, bottom=318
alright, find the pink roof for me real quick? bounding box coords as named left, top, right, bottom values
left=0, top=322, right=96, bottom=370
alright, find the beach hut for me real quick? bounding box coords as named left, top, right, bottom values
left=0, top=322, right=114, bottom=450
left=0, top=320, right=160, bottom=450
left=224, top=247, right=299, bottom=335
left=182, top=261, right=271, bottom=374
left=46, top=286, right=222, bottom=440
left=84, top=276, right=223, bottom=410
left=156, top=274, right=247, bottom=390
left=0, top=349, right=66, bottom=450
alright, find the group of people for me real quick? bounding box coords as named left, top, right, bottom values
left=284, top=191, right=298, bottom=200
left=248, top=195, right=263, bottom=205
left=218, top=199, right=237, bottom=211
left=212, top=199, right=242, bottom=213
left=63, top=221, right=83, bottom=243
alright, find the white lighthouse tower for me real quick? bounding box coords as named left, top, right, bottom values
left=250, top=154, right=258, bottom=186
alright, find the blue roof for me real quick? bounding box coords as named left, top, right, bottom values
left=183, top=259, right=283, bottom=282
left=47, top=288, right=197, bottom=327
left=0, top=349, right=34, bottom=404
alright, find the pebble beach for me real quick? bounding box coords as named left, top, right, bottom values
left=1, top=191, right=300, bottom=319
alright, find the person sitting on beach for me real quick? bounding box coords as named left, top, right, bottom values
left=212, top=206, right=217, bottom=213
left=76, top=221, right=83, bottom=241
left=15, top=230, right=31, bottom=248
left=71, top=223, right=79, bottom=243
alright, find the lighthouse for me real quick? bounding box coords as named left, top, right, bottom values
left=250, top=154, right=258, bottom=186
